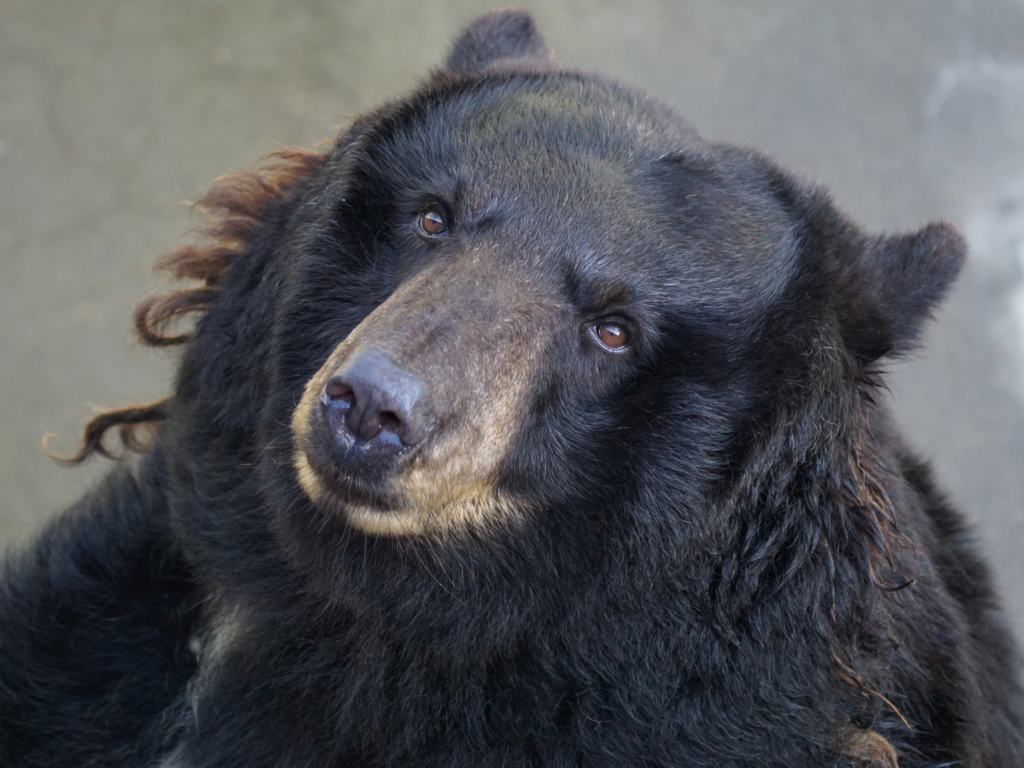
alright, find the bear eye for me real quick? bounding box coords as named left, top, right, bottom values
left=417, top=209, right=447, bottom=237
left=592, top=321, right=630, bottom=352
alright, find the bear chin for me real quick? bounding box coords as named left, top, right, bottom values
left=291, top=448, right=528, bottom=538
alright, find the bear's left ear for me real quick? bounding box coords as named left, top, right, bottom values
left=444, top=10, right=551, bottom=76
left=840, top=222, right=966, bottom=362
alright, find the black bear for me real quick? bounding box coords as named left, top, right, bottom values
left=1, top=10, right=1022, bottom=768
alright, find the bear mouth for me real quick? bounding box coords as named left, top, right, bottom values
left=291, top=403, right=531, bottom=538
left=293, top=444, right=529, bottom=538
left=294, top=400, right=430, bottom=512
left=287, top=339, right=442, bottom=518
left=291, top=382, right=476, bottom=538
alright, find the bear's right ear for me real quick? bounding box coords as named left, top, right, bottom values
left=839, top=222, right=966, bottom=363
left=444, top=10, right=551, bottom=76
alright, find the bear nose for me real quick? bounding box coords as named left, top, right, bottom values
left=320, top=346, right=430, bottom=449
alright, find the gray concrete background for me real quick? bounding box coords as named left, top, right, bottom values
left=2, top=1, right=1023, bottom=635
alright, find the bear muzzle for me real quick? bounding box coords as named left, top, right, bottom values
left=290, top=256, right=552, bottom=535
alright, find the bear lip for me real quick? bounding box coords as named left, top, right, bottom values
left=297, top=442, right=406, bottom=514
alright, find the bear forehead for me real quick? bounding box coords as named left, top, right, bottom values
left=326, top=75, right=800, bottom=313
left=372, top=76, right=696, bottom=176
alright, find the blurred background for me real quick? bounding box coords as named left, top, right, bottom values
left=1, top=0, right=1022, bottom=636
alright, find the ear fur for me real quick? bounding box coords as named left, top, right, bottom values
left=841, top=222, right=966, bottom=362
left=444, top=9, right=550, bottom=76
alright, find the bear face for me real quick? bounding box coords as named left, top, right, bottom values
left=4, top=10, right=1020, bottom=768
left=285, top=76, right=799, bottom=539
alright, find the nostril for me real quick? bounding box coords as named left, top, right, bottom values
left=324, top=379, right=355, bottom=405
left=377, top=425, right=403, bottom=449
left=375, top=411, right=404, bottom=448
left=378, top=411, right=400, bottom=433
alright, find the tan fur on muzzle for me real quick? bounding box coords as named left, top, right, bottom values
left=291, top=257, right=553, bottom=537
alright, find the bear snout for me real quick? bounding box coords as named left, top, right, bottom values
left=320, top=345, right=432, bottom=453
left=289, top=255, right=555, bottom=535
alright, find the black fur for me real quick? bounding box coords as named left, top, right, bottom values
left=2, top=11, right=1022, bottom=768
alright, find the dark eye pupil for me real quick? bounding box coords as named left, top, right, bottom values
left=597, top=323, right=627, bottom=349
left=420, top=210, right=446, bottom=236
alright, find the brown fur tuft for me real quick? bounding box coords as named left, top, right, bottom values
left=48, top=398, right=172, bottom=465
left=134, top=146, right=325, bottom=347
left=842, top=388, right=907, bottom=579
left=64, top=146, right=325, bottom=463
left=840, top=725, right=900, bottom=767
